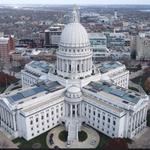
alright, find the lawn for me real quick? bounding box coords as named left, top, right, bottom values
left=12, top=130, right=50, bottom=149
left=59, top=130, right=68, bottom=142
left=78, top=130, right=87, bottom=142
left=0, top=87, right=5, bottom=93
left=128, top=86, right=139, bottom=92
left=95, top=131, right=111, bottom=150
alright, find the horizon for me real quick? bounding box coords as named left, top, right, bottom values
left=0, top=0, right=150, bottom=5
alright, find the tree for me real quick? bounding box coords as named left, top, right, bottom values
left=144, top=77, right=150, bottom=94
left=103, top=138, right=128, bottom=150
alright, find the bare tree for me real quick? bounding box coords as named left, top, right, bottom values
left=0, top=54, right=5, bottom=73
left=144, top=77, right=150, bottom=94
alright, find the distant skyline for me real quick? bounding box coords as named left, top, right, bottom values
left=0, top=0, right=150, bottom=5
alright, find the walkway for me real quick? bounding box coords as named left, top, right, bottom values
left=128, top=127, right=150, bottom=149
left=0, top=131, right=18, bottom=148
left=46, top=125, right=100, bottom=149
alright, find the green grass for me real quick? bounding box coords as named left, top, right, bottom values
left=12, top=130, right=50, bottom=149
left=0, top=87, right=5, bottom=93
left=95, top=131, right=111, bottom=150
left=58, top=130, right=68, bottom=142
left=128, top=86, right=139, bottom=92
left=78, top=131, right=87, bottom=142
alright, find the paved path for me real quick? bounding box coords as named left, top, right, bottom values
left=46, top=125, right=100, bottom=149
left=128, top=127, right=150, bottom=149
left=0, top=131, right=18, bottom=149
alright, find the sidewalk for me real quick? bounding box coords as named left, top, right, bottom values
left=0, top=131, right=18, bottom=148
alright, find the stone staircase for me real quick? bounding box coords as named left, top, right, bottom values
left=67, top=121, right=78, bottom=145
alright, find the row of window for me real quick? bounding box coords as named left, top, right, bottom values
left=60, top=48, right=90, bottom=53
left=87, top=120, right=115, bottom=137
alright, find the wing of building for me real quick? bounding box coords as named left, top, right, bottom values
left=0, top=6, right=149, bottom=146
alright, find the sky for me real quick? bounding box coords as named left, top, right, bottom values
left=0, top=0, right=150, bottom=5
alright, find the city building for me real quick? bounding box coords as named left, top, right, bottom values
left=136, top=32, right=150, bottom=60
left=44, top=24, right=64, bottom=48
left=106, top=32, right=126, bottom=48
left=0, top=35, right=15, bottom=63
left=89, top=33, right=110, bottom=61
left=0, top=7, right=149, bottom=147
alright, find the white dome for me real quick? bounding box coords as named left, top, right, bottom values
left=60, top=23, right=90, bottom=47
left=67, top=86, right=81, bottom=94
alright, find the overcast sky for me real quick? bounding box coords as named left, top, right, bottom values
left=0, top=0, right=150, bottom=5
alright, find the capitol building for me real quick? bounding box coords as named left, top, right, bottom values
left=0, top=7, right=149, bottom=146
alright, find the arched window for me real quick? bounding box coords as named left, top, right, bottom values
left=69, top=64, right=71, bottom=72
left=77, top=64, right=80, bottom=72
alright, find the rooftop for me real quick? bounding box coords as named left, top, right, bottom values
left=6, top=81, right=64, bottom=104
left=83, top=81, right=141, bottom=105
left=97, top=61, right=123, bottom=73
left=26, top=61, right=49, bottom=73
left=88, top=33, right=106, bottom=39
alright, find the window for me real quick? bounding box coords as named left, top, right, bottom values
left=37, top=131, right=39, bottom=133
left=93, top=111, right=95, bottom=115
left=42, top=122, right=44, bottom=125
left=56, top=109, right=58, bottom=113
left=98, top=113, right=100, bottom=118
left=89, top=109, right=91, bottom=113
left=61, top=107, right=63, bottom=111
left=113, top=121, right=116, bottom=125
left=93, top=117, right=95, bottom=121
left=112, top=133, right=114, bottom=137
left=41, top=116, right=44, bottom=120
left=113, top=128, right=115, bottom=131
left=43, top=128, right=45, bottom=131
left=46, top=114, right=49, bottom=117
left=32, top=133, right=34, bottom=136
left=69, top=65, right=71, bottom=72
left=36, top=118, right=38, bottom=122
left=108, top=125, right=110, bottom=128
left=77, top=64, right=79, bottom=72
left=30, top=120, right=33, bottom=125
left=103, top=116, right=105, bottom=120
left=103, top=122, right=105, bottom=126
left=47, top=125, right=49, bottom=128
left=31, top=127, right=33, bottom=130
left=108, top=118, right=110, bottom=123
left=51, top=111, right=54, bottom=115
